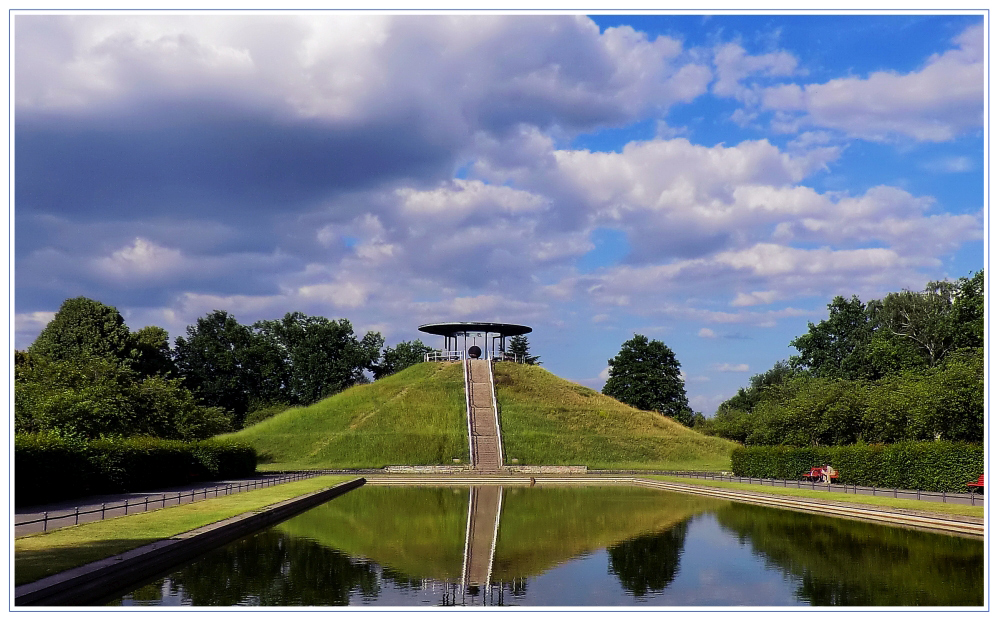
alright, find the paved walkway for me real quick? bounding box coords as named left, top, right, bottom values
left=14, top=473, right=319, bottom=537
left=645, top=471, right=986, bottom=507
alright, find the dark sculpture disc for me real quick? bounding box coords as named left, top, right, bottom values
left=468, top=345, right=482, bottom=359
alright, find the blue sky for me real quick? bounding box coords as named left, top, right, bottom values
left=13, top=12, right=986, bottom=415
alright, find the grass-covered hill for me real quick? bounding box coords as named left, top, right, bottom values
left=229, top=360, right=737, bottom=471
left=228, top=361, right=469, bottom=470
left=494, top=362, right=736, bottom=471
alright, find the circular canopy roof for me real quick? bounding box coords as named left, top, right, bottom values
left=418, top=321, right=532, bottom=338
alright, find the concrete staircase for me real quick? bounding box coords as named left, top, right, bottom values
left=466, top=359, right=503, bottom=472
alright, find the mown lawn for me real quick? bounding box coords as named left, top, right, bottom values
left=15, top=476, right=354, bottom=586
left=495, top=362, right=738, bottom=471
left=228, top=362, right=468, bottom=470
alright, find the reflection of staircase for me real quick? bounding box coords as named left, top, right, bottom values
left=462, top=485, right=503, bottom=588
left=466, top=359, right=503, bottom=472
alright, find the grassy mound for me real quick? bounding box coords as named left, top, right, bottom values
left=228, top=362, right=468, bottom=470
left=228, top=360, right=736, bottom=471
left=494, top=362, right=737, bottom=470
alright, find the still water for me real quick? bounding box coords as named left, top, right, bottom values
left=113, top=485, right=983, bottom=607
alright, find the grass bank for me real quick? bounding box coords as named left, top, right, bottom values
left=495, top=362, right=737, bottom=471
left=645, top=475, right=985, bottom=519
left=228, top=362, right=468, bottom=470
left=15, top=475, right=353, bottom=586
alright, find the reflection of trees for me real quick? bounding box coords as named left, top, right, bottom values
left=138, top=531, right=381, bottom=605
left=715, top=504, right=983, bottom=606
left=607, top=521, right=689, bottom=597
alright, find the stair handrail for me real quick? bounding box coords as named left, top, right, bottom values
left=463, top=358, right=475, bottom=468
left=487, top=359, right=504, bottom=467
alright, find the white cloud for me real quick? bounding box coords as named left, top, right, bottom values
left=16, top=15, right=712, bottom=139
left=698, top=328, right=717, bottom=338
left=16, top=311, right=57, bottom=347
left=760, top=23, right=983, bottom=141
left=93, top=237, right=184, bottom=280
left=731, top=290, right=778, bottom=307
left=713, top=362, right=750, bottom=372
left=712, top=42, right=798, bottom=103
left=922, top=156, right=974, bottom=173
left=297, top=281, right=370, bottom=309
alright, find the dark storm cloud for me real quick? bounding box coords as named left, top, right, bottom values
left=16, top=103, right=457, bottom=222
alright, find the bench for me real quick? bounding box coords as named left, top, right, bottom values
left=802, top=467, right=838, bottom=482
left=967, top=474, right=985, bottom=493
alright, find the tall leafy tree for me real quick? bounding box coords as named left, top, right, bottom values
left=952, top=270, right=984, bottom=349
left=127, top=325, right=177, bottom=378
left=374, top=339, right=435, bottom=379
left=602, top=334, right=691, bottom=422
left=29, top=297, right=133, bottom=363
left=253, top=312, right=384, bottom=405
left=879, top=281, right=959, bottom=367
left=173, top=310, right=283, bottom=425
left=789, top=295, right=874, bottom=379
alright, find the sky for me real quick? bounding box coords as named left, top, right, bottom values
left=12, top=11, right=986, bottom=415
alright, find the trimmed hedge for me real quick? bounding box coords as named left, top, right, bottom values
left=731, top=441, right=983, bottom=493
left=15, top=433, right=257, bottom=507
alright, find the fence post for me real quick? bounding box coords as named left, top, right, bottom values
left=916, top=489, right=920, bottom=501
left=145, top=496, right=149, bottom=511
left=943, top=490, right=947, bottom=503
left=43, top=511, right=48, bottom=532
left=102, top=503, right=106, bottom=519
left=75, top=507, right=80, bottom=525
left=124, top=500, right=128, bottom=515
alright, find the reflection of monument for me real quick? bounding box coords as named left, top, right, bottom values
left=462, top=486, right=504, bottom=589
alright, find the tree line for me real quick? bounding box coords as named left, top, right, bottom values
left=15, top=297, right=439, bottom=440
left=698, top=270, right=984, bottom=446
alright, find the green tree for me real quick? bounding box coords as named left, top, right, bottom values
left=951, top=269, right=984, bottom=349
left=14, top=352, right=231, bottom=439
left=602, top=334, right=691, bottom=421
left=507, top=335, right=541, bottom=365
left=789, top=295, right=874, bottom=379
left=173, top=310, right=281, bottom=426
left=374, top=339, right=435, bottom=379
left=127, top=325, right=177, bottom=378
left=28, top=297, right=133, bottom=363
left=253, top=312, right=384, bottom=405
left=879, top=281, right=959, bottom=367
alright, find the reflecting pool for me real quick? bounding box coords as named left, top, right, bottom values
left=113, top=485, right=983, bottom=607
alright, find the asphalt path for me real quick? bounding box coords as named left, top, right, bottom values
left=14, top=473, right=319, bottom=537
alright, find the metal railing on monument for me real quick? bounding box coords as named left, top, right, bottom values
left=424, top=351, right=527, bottom=363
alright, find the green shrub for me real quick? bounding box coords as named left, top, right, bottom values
left=14, top=433, right=257, bottom=507
left=731, top=442, right=983, bottom=492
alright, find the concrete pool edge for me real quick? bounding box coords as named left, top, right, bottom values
left=13, top=477, right=366, bottom=607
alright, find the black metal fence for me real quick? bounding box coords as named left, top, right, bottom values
left=661, top=470, right=985, bottom=506
left=16, top=471, right=340, bottom=533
